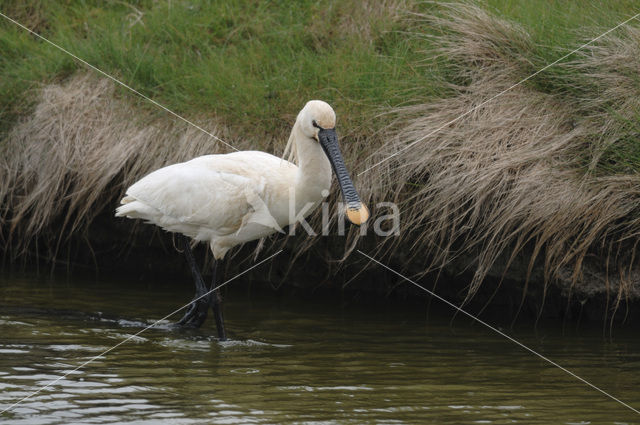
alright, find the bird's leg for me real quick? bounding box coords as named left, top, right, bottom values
left=210, top=260, right=227, bottom=341
left=175, top=236, right=211, bottom=328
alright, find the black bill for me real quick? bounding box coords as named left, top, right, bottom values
left=318, top=128, right=369, bottom=225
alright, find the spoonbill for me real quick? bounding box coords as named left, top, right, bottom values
left=115, top=100, right=368, bottom=340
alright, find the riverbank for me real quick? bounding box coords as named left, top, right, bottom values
left=1, top=1, right=639, bottom=323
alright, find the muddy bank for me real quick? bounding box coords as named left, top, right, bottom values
left=3, top=204, right=639, bottom=326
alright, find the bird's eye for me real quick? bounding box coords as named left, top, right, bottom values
left=312, top=120, right=320, bottom=129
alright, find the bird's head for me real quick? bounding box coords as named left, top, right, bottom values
left=296, top=100, right=369, bottom=226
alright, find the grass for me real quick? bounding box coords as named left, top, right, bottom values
left=369, top=3, right=640, bottom=320
left=1, top=0, right=637, bottom=164
left=1, top=3, right=637, bottom=135
left=1, top=1, right=640, bottom=317
left=0, top=0, right=442, bottom=138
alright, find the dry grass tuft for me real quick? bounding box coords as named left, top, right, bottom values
left=0, top=73, right=249, bottom=261
left=335, top=0, right=408, bottom=42
left=361, top=3, right=640, bottom=316
left=567, top=25, right=640, bottom=175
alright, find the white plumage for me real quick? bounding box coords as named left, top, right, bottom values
left=117, top=151, right=297, bottom=258
left=116, top=100, right=367, bottom=259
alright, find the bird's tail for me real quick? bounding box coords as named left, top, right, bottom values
left=115, top=196, right=153, bottom=218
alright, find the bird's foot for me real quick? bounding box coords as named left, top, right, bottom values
left=175, top=294, right=211, bottom=329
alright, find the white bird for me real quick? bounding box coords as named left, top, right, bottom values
left=116, top=100, right=368, bottom=339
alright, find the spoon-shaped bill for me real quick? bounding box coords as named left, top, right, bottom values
left=318, top=128, right=369, bottom=226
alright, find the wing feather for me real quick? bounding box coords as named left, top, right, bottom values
left=120, top=161, right=253, bottom=235
left=116, top=151, right=297, bottom=240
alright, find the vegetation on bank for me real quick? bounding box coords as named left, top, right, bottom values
left=1, top=0, right=639, bottom=172
left=1, top=1, right=639, bottom=318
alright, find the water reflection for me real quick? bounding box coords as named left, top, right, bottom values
left=0, top=274, right=638, bottom=424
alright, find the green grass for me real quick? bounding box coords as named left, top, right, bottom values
left=0, top=0, right=638, bottom=172
left=486, top=0, right=638, bottom=45
left=0, top=0, right=442, bottom=137
left=479, top=0, right=640, bottom=176
left=485, top=0, right=639, bottom=89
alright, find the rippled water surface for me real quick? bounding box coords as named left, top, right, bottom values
left=1, top=273, right=639, bottom=424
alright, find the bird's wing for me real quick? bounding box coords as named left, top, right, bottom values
left=122, top=160, right=259, bottom=236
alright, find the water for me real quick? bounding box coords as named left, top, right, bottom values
left=1, top=273, right=639, bottom=424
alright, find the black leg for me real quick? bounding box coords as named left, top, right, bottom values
left=175, top=236, right=211, bottom=329
left=210, top=261, right=227, bottom=341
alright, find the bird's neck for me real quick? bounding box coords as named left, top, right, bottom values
left=291, top=125, right=332, bottom=207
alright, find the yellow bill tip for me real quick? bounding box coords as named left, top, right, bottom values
left=346, top=203, right=369, bottom=226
